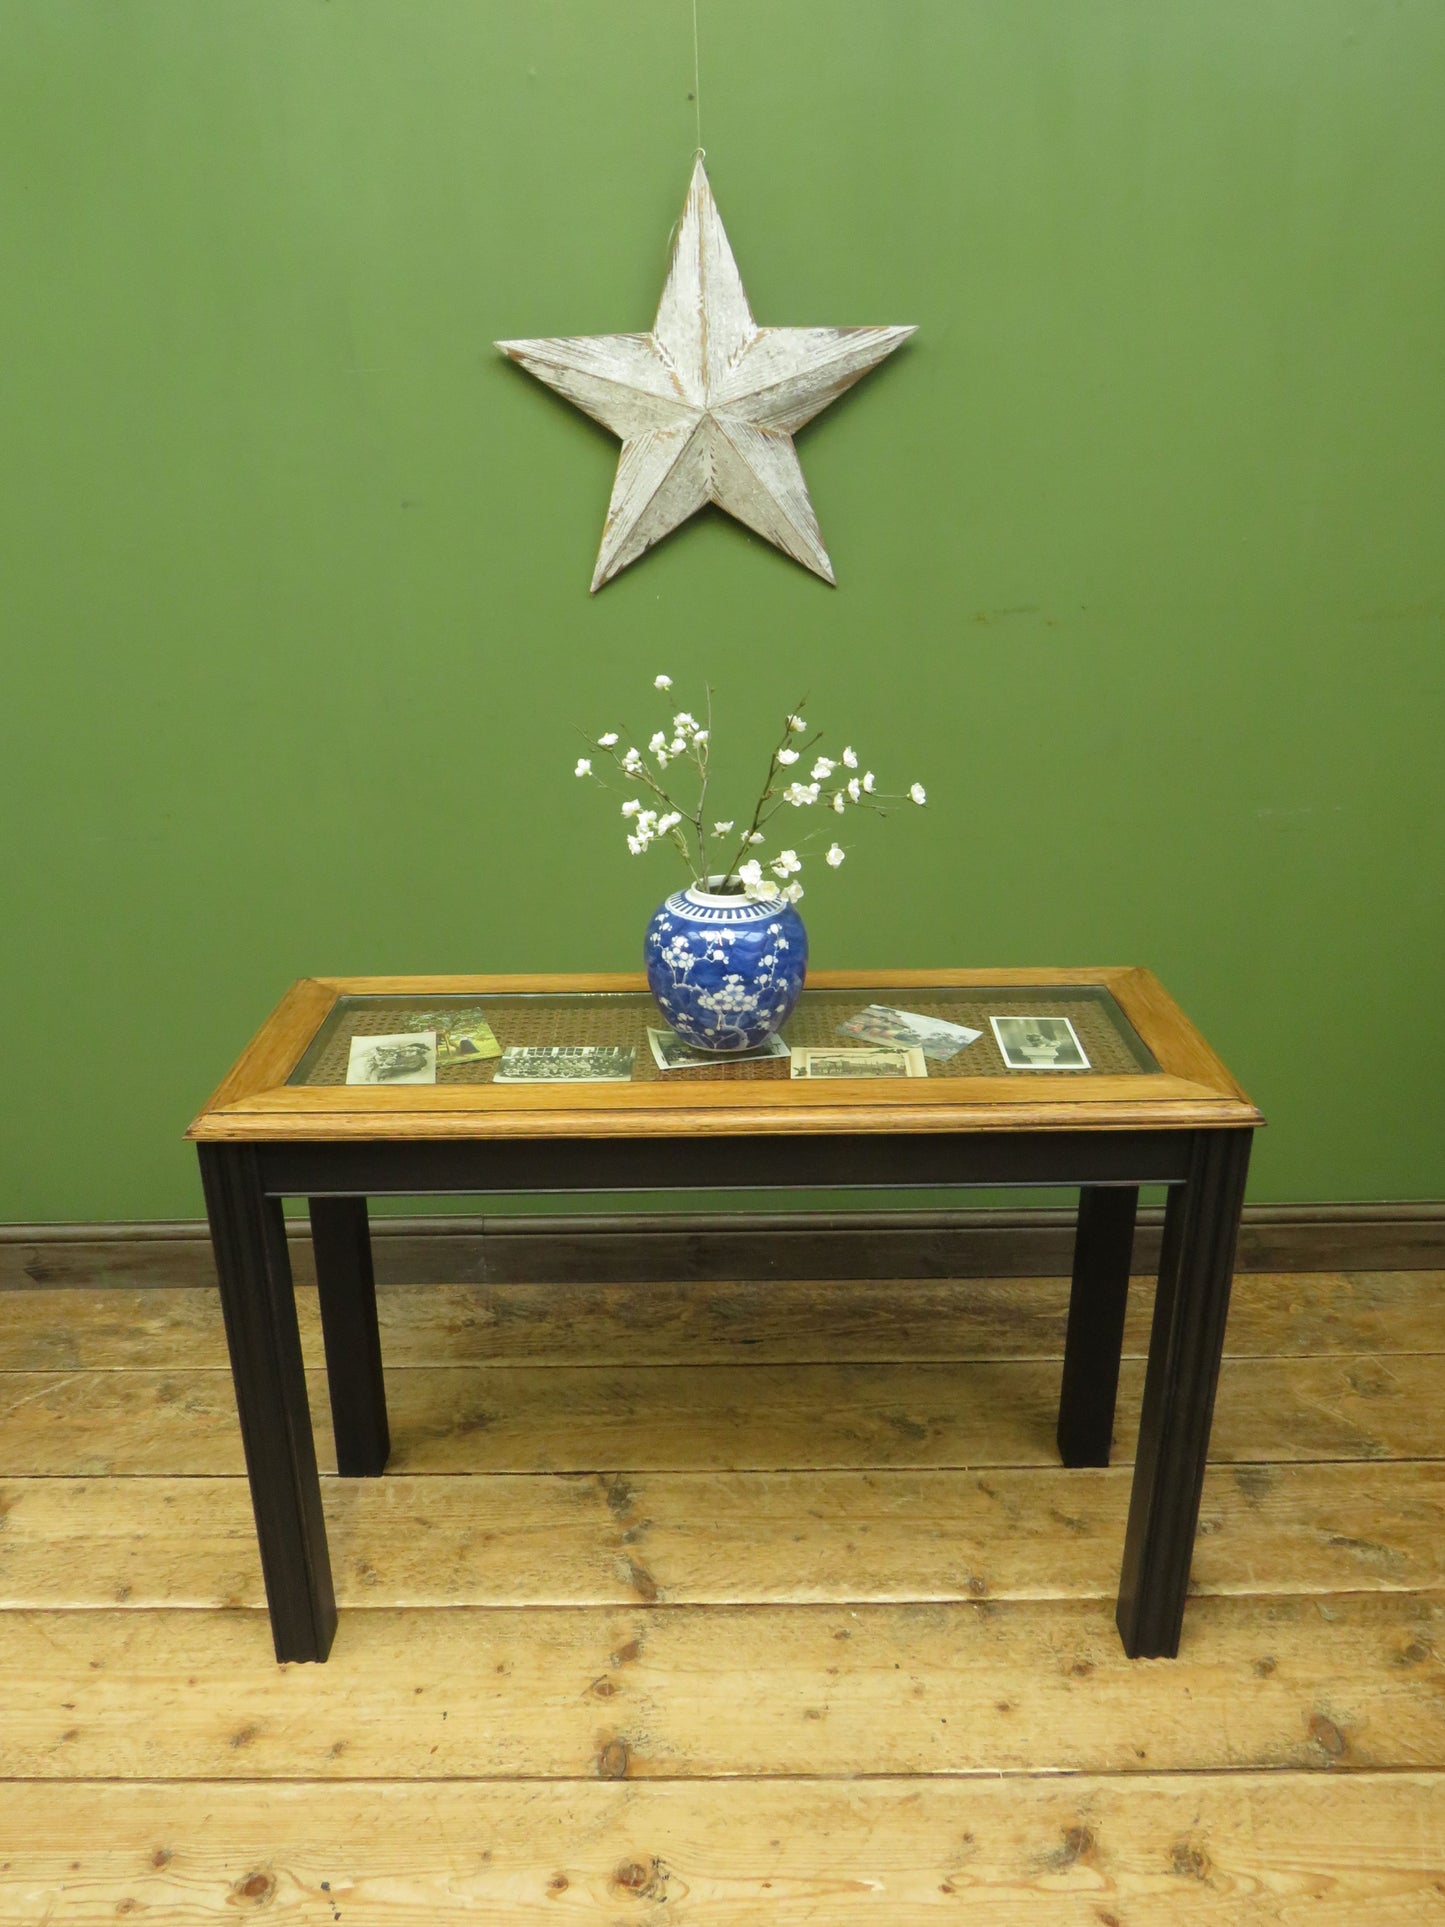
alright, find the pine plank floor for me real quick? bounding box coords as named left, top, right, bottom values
left=0, top=1266, right=1442, bottom=1921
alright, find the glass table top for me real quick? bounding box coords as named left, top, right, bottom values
left=288, top=983, right=1160, bottom=1086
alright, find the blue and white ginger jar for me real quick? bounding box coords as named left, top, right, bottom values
left=644, top=881, right=808, bottom=1052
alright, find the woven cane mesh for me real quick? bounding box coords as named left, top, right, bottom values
left=290, top=986, right=1156, bottom=1086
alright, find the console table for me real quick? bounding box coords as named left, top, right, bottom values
left=188, top=968, right=1262, bottom=1664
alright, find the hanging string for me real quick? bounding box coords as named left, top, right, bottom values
left=691, top=0, right=704, bottom=158
left=664, top=0, right=705, bottom=257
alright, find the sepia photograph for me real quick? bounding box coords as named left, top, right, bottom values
left=493, top=1044, right=635, bottom=1083
left=990, top=1015, right=1091, bottom=1071
left=345, top=1031, right=437, bottom=1085
left=790, top=1046, right=927, bottom=1079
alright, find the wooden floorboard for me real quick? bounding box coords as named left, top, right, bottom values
left=2, top=1461, right=1442, bottom=1608
left=4, top=1271, right=1442, bottom=1371
left=0, top=1776, right=1442, bottom=1923
left=0, top=1353, right=1439, bottom=1475
left=2, top=1593, right=1444, bottom=1779
left=0, top=1267, right=1442, bottom=1918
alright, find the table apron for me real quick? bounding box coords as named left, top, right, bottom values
left=257, top=1129, right=1201, bottom=1197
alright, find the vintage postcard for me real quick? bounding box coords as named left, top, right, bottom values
left=346, top=1031, right=437, bottom=1085
left=436, top=1019, right=501, bottom=1067
left=401, top=1007, right=500, bottom=1066
left=493, top=1044, right=635, bottom=1083
left=647, top=1027, right=789, bottom=1072
left=990, top=1015, right=1091, bottom=1071
left=837, top=1003, right=982, bottom=1062
left=790, top=1046, right=927, bottom=1079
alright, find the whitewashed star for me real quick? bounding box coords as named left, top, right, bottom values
left=497, top=158, right=915, bottom=591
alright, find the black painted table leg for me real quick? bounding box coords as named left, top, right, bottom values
left=309, top=1197, right=390, bottom=1477
left=1116, top=1129, right=1252, bottom=1658
left=1056, top=1185, right=1138, bottom=1468
left=198, top=1144, right=337, bottom=1663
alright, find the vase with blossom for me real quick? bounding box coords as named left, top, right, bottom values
left=574, top=675, right=927, bottom=1054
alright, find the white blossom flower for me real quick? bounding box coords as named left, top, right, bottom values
left=577, top=692, right=925, bottom=905
left=654, top=674, right=672, bottom=689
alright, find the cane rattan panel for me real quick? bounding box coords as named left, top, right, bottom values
left=288, top=984, right=1158, bottom=1086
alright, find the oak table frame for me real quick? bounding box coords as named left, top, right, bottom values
left=188, top=967, right=1262, bottom=1665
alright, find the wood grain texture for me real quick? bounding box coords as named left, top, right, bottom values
left=497, top=157, right=913, bottom=590
left=1, top=1267, right=1442, bottom=1913
left=189, top=966, right=1261, bottom=1138
left=199, top=977, right=336, bottom=1113
left=1109, top=966, right=1255, bottom=1099
left=2, top=1593, right=1442, bottom=1780
left=1, top=1355, right=1438, bottom=1476
left=1, top=1775, right=1442, bottom=1922
left=193, top=1079, right=1252, bottom=1140
left=4, top=1271, right=1438, bottom=1370
left=2, top=1461, right=1441, bottom=1609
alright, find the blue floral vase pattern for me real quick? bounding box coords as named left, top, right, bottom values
left=644, top=882, right=808, bottom=1052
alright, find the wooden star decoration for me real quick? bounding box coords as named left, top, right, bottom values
left=497, top=158, right=915, bottom=591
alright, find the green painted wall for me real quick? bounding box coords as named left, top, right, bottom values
left=3, top=0, right=1442, bottom=1223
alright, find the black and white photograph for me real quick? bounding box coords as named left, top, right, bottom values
left=345, top=1031, right=437, bottom=1085
left=790, top=1046, right=927, bottom=1079
left=989, top=1014, right=1091, bottom=1071
left=647, top=1027, right=789, bottom=1071
left=493, top=1044, right=635, bottom=1083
